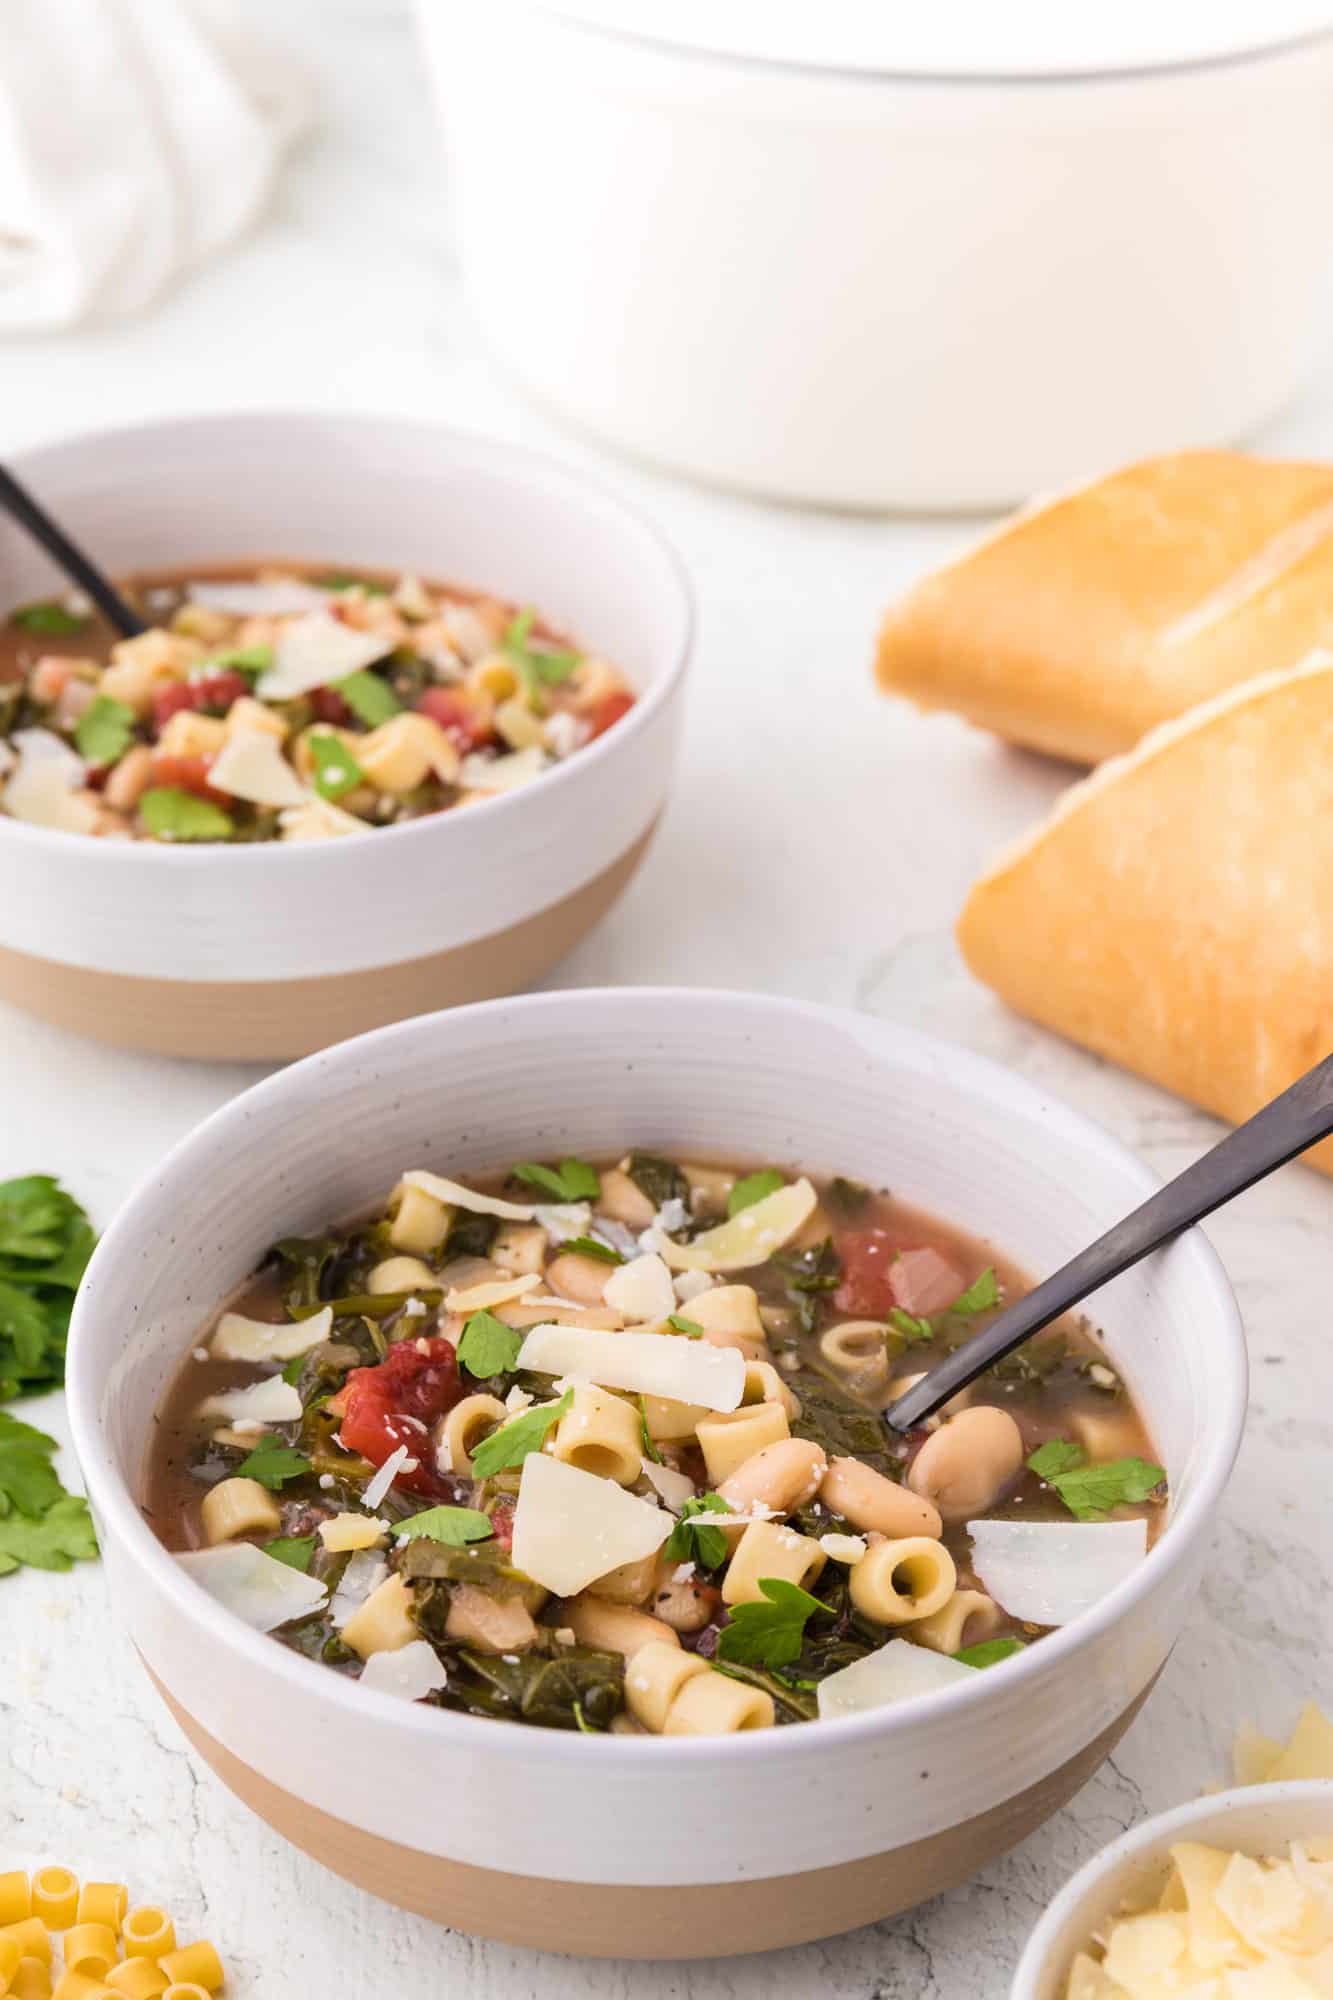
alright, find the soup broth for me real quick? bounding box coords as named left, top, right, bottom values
left=144, top=1154, right=1165, bottom=1734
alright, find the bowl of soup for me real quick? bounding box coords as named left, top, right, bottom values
left=0, top=413, right=691, bottom=1059
left=66, top=990, right=1246, bottom=1957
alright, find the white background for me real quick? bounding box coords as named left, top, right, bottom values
left=2, top=3, right=1331, bottom=1992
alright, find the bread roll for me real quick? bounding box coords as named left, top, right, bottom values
left=957, top=654, right=1333, bottom=1174
left=877, top=451, right=1333, bottom=764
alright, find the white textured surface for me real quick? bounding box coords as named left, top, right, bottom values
left=2, top=0, right=1333, bottom=1991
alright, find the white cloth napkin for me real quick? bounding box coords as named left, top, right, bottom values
left=0, top=0, right=311, bottom=331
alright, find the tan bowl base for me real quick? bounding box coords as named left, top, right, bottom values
left=0, top=825, right=655, bottom=1061
left=151, top=1672, right=1154, bottom=1959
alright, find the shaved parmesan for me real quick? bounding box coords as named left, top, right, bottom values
left=210, top=1305, right=333, bottom=1363
left=257, top=611, right=394, bottom=700
left=363, top=1444, right=410, bottom=1510
left=278, top=792, right=370, bottom=841
left=603, top=1252, right=675, bottom=1324
left=820, top=1532, right=868, bottom=1564
left=458, top=745, right=546, bottom=793
left=445, top=1271, right=541, bottom=1314
left=201, top=1376, right=302, bottom=1424
left=401, top=1170, right=536, bottom=1222
left=531, top=1202, right=592, bottom=1244
left=331, top=1551, right=389, bottom=1627
left=208, top=727, right=307, bottom=807
left=641, top=1461, right=697, bottom=1511
left=968, top=1517, right=1147, bottom=1627
left=359, top=1639, right=449, bottom=1702
left=817, top=1639, right=976, bottom=1720
left=673, top=1270, right=716, bottom=1304
left=2, top=728, right=98, bottom=833
left=656, top=1179, right=818, bottom=1273
left=319, top=1513, right=390, bottom=1553
left=517, top=1323, right=745, bottom=1412
left=176, top=1542, right=327, bottom=1632
left=188, top=579, right=329, bottom=617
left=511, top=1452, right=670, bottom=1598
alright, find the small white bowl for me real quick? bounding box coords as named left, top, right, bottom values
left=0, top=412, right=691, bottom=1060
left=1012, top=1781, right=1333, bottom=1999
left=67, top=990, right=1246, bottom=1957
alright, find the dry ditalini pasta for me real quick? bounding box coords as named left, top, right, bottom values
left=0, top=567, right=636, bottom=843
left=0, top=1866, right=224, bottom=1999
left=145, top=1152, right=1168, bottom=1732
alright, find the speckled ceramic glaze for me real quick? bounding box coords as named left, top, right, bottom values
left=0, top=414, right=691, bottom=1058
left=1012, top=1783, right=1333, bottom=1999
left=66, top=992, right=1247, bottom=1955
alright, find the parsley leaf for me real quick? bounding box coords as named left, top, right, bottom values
left=12, top=602, right=85, bottom=635
left=0, top=1175, right=96, bottom=1399
left=0, top=1410, right=66, bottom=1517
left=468, top=1390, right=573, bottom=1479
left=316, top=573, right=389, bottom=596
left=1027, top=1439, right=1165, bottom=1521
left=333, top=669, right=400, bottom=728
left=955, top=1638, right=1026, bottom=1668
left=502, top=608, right=581, bottom=702
left=75, top=695, right=135, bottom=766
left=637, top=1397, right=663, bottom=1466
left=715, top=1576, right=828, bottom=1668
left=888, top=1307, right=934, bottom=1343
left=663, top=1493, right=730, bottom=1569
left=559, top=1235, right=623, bottom=1266
left=511, top=1157, right=601, bottom=1203
left=206, top=643, right=273, bottom=679
left=307, top=730, right=365, bottom=802
left=456, top=1310, right=524, bottom=1380
left=393, top=1505, right=493, bottom=1546
left=264, top=1534, right=315, bottom=1572
left=952, top=1267, right=1000, bottom=1314
left=280, top=1352, right=307, bottom=1387
left=0, top=1492, right=97, bottom=1575
left=666, top=1314, right=703, bottom=1337
left=728, top=1170, right=785, bottom=1217
left=236, top=1438, right=312, bottom=1490
left=139, top=787, right=234, bottom=843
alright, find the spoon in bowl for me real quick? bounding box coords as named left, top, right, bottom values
left=0, top=461, right=144, bottom=637
left=884, top=1049, right=1333, bottom=1433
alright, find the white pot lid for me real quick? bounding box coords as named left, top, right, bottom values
left=538, top=0, right=1333, bottom=79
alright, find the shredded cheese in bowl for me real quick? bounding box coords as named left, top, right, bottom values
left=1065, top=1706, right=1333, bottom=1999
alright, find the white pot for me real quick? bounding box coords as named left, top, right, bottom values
left=66, top=989, right=1247, bottom=1957
left=416, top=3, right=1333, bottom=509
left=0, top=413, right=691, bottom=1058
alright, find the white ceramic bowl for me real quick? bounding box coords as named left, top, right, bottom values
left=417, top=2, right=1333, bottom=509
left=67, top=990, right=1246, bottom=1955
left=1012, top=1782, right=1333, bottom=1998
left=0, top=413, right=691, bottom=1059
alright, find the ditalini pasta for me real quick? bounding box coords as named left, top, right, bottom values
left=0, top=565, right=636, bottom=844
left=0, top=1872, right=223, bottom=1999
left=143, top=1151, right=1167, bottom=1731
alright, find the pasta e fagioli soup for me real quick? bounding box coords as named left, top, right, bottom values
left=144, top=1154, right=1166, bottom=1735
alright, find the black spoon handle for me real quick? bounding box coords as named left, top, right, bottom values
left=0, top=463, right=144, bottom=638
left=885, top=1050, right=1333, bottom=1433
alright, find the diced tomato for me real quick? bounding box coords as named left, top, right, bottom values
left=148, top=752, right=231, bottom=804
left=309, top=685, right=355, bottom=727
left=151, top=670, right=251, bottom=732
left=833, top=1228, right=900, bottom=1319
left=414, top=687, right=495, bottom=752
left=585, top=691, right=634, bottom=741
left=328, top=1337, right=464, bottom=1498
left=488, top=1496, right=516, bottom=1551
left=890, top=1247, right=965, bottom=1317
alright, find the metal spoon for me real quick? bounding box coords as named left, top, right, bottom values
left=885, top=1050, right=1333, bottom=1432
left=0, top=461, right=144, bottom=637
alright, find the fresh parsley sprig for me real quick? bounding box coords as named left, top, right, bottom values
left=559, top=1236, right=623, bottom=1266
left=1027, top=1439, right=1165, bottom=1521
left=0, top=1412, right=98, bottom=1578
left=456, top=1310, right=524, bottom=1379
left=0, top=1174, right=97, bottom=1400
left=715, top=1577, right=829, bottom=1668
left=468, top=1390, right=573, bottom=1479
left=664, top=1493, right=731, bottom=1569
left=512, top=1157, right=601, bottom=1203
left=727, top=1170, right=784, bottom=1217
left=393, top=1505, right=493, bottom=1547
left=236, top=1438, right=313, bottom=1490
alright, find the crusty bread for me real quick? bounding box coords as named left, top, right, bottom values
left=877, top=450, right=1333, bottom=764
left=957, top=653, right=1333, bottom=1174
